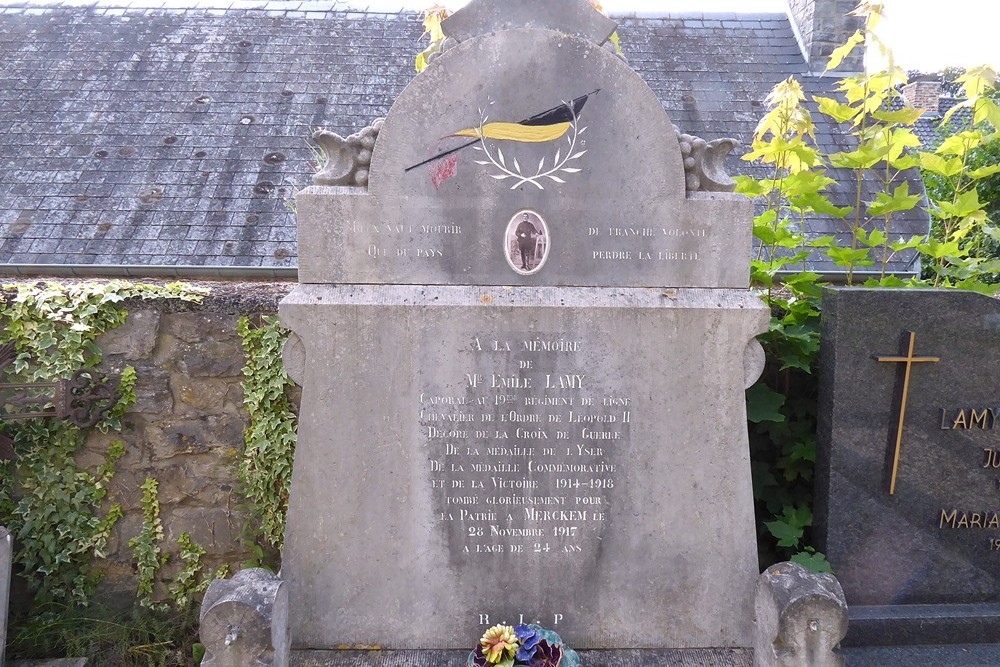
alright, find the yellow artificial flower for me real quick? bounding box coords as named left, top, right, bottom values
left=480, top=624, right=519, bottom=664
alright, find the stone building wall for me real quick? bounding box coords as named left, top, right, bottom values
left=787, top=0, right=864, bottom=72
left=81, top=282, right=294, bottom=592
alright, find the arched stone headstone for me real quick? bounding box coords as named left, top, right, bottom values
left=280, top=0, right=769, bottom=653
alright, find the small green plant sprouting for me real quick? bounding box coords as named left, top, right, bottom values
left=129, top=477, right=169, bottom=612
left=128, top=476, right=228, bottom=617
left=170, top=534, right=207, bottom=613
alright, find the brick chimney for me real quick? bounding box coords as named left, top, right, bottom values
left=786, top=0, right=864, bottom=73
left=901, top=79, right=942, bottom=114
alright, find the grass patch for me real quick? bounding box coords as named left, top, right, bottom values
left=8, top=601, right=203, bottom=667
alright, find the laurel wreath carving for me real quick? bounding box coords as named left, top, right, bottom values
left=471, top=102, right=587, bottom=190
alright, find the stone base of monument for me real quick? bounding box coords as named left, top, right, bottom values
left=839, top=644, right=1000, bottom=667
left=201, top=564, right=861, bottom=667
left=844, top=603, right=1000, bottom=647
left=289, top=649, right=753, bottom=666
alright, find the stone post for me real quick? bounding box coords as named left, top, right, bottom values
left=199, top=568, right=290, bottom=667
left=754, top=561, right=848, bottom=667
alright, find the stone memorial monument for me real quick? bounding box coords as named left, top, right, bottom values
left=1, top=526, right=10, bottom=666
left=225, top=0, right=805, bottom=662
left=816, top=288, right=1000, bottom=649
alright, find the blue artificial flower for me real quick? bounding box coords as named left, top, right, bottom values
left=514, top=624, right=542, bottom=662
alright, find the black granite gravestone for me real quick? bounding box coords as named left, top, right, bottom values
left=816, top=287, right=1000, bottom=648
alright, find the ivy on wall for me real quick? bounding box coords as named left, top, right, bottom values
left=237, top=314, right=297, bottom=555
left=0, top=281, right=206, bottom=606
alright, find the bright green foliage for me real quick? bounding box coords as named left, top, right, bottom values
left=2, top=281, right=203, bottom=381
left=129, top=477, right=169, bottom=613
left=920, top=79, right=1000, bottom=285
left=128, top=477, right=227, bottom=617
left=170, top=534, right=213, bottom=613
left=766, top=504, right=813, bottom=548
left=10, top=422, right=124, bottom=606
left=101, top=365, right=137, bottom=434
left=415, top=5, right=448, bottom=73
left=740, top=5, right=998, bottom=574
left=0, top=280, right=205, bottom=607
left=790, top=547, right=833, bottom=573
left=238, top=315, right=298, bottom=554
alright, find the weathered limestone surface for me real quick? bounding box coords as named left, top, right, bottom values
left=297, top=26, right=752, bottom=288
left=1, top=526, right=11, bottom=667
left=200, top=568, right=290, bottom=667
left=280, top=286, right=768, bottom=648
left=754, top=562, right=848, bottom=667
left=282, top=0, right=768, bottom=654
left=291, top=648, right=753, bottom=666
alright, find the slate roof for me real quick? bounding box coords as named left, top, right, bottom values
left=0, top=1, right=928, bottom=277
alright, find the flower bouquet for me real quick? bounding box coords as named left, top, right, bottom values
left=468, top=623, right=581, bottom=667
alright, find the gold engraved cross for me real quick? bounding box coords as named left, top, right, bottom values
left=875, top=331, right=940, bottom=495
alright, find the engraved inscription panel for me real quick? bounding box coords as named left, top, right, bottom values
left=296, top=193, right=754, bottom=288
left=421, top=332, right=630, bottom=560
left=818, top=288, right=1000, bottom=606
left=936, top=407, right=1000, bottom=545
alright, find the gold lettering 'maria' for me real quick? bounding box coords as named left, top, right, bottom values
left=940, top=509, right=1000, bottom=529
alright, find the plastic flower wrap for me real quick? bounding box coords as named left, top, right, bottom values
left=468, top=624, right=580, bottom=667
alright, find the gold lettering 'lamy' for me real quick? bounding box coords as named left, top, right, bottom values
left=940, top=408, right=1000, bottom=430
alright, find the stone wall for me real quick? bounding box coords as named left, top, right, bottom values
left=80, top=282, right=293, bottom=593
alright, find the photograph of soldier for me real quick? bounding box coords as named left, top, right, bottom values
left=504, top=210, right=548, bottom=275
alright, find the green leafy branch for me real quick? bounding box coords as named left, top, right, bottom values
left=237, top=315, right=298, bottom=556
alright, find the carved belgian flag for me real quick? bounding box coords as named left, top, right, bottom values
left=404, top=89, right=598, bottom=172
left=451, top=94, right=592, bottom=143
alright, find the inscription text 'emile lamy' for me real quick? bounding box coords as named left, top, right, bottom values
left=422, top=334, right=632, bottom=558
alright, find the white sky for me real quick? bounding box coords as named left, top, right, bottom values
left=341, top=0, right=999, bottom=71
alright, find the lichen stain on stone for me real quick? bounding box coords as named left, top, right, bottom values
left=10, top=213, right=32, bottom=234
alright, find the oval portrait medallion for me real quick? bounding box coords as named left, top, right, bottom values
left=504, top=210, right=549, bottom=275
